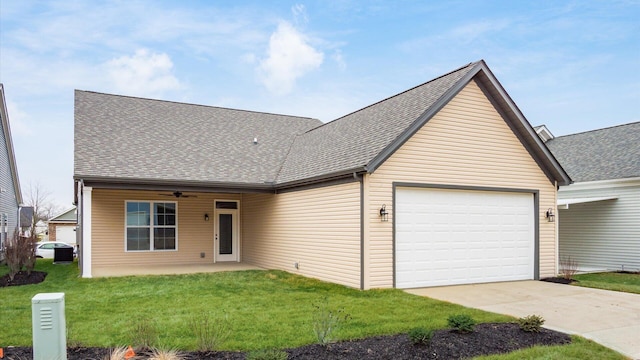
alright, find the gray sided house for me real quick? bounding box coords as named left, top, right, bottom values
left=0, top=84, right=25, bottom=256
left=75, top=60, right=570, bottom=289
left=546, top=122, right=640, bottom=272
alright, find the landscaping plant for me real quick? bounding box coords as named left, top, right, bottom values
left=189, top=311, right=231, bottom=351
left=559, top=256, right=579, bottom=281
left=517, top=315, right=545, bottom=332
left=408, top=327, right=433, bottom=345
left=312, top=297, right=351, bottom=345
left=447, top=314, right=476, bottom=333
left=148, top=348, right=185, bottom=360
left=246, top=349, right=289, bottom=360
left=4, top=230, right=38, bottom=281
left=130, top=317, right=159, bottom=348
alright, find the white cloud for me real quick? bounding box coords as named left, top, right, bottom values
left=5, top=100, right=32, bottom=136
left=105, top=49, right=182, bottom=98
left=291, top=4, right=309, bottom=25
left=258, top=22, right=324, bottom=95
left=332, top=49, right=347, bottom=71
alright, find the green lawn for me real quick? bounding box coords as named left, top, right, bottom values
left=0, top=261, right=627, bottom=359
left=573, top=272, right=640, bottom=294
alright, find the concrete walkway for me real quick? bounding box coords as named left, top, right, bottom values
left=406, top=281, right=640, bottom=359
left=92, top=262, right=263, bottom=277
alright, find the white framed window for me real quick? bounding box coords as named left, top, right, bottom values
left=125, top=201, right=177, bottom=251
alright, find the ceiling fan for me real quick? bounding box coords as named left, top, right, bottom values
left=159, top=191, right=197, bottom=198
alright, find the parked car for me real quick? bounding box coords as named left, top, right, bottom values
left=35, top=241, right=77, bottom=259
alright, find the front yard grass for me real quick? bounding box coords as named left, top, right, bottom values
left=0, top=260, right=628, bottom=359
left=573, top=272, right=640, bottom=294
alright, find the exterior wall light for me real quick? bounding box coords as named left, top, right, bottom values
left=204, top=213, right=209, bottom=221
left=379, top=204, right=389, bottom=222
left=545, top=208, right=555, bottom=222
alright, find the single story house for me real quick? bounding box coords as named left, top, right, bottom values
left=546, top=122, right=640, bottom=272
left=0, top=84, right=25, bottom=260
left=74, top=60, right=571, bottom=289
left=47, top=207, right=78, bottom=245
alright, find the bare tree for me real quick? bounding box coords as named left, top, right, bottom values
left=24, top=182, right=62, bottom=238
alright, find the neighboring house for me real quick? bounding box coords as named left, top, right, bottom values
left=546, top=122, right=640, bottom=272
left=47, top=207, right=78, bottom=245
left=0, top=84, right=25, bottom=259
left=74, top=60, right=571, bottom=289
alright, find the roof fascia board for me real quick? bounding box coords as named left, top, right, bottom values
left=274, top=167, right=367, bottom=191
left=0, top=84, right=23, bottom=204
left=49, top=207, right=77, bottom=221
left=472, top=63, right=572, bottom=186
left=559, top=177, right=640, bottom=192
left=365, top=62, right=483, bottom=173
left=474, top=78, right=561, bottom=186
left=78, top=176, right=275, bottom=194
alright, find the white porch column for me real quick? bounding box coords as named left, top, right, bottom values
left=81, top=186, right=92, bottom=278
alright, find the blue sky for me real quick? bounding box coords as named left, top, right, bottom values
left=1, top=0, right=638, bottom=208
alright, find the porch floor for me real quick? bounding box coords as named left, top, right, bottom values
left=92, top=262, right=264, bottom=277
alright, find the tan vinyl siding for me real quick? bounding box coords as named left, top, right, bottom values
left=91, top=189, right=240, bottom=269
left=243, top=181, right=361, bottom=288
left=365, top=80, right=558, bottom=288
left=559, top=183, right=640, bottom=272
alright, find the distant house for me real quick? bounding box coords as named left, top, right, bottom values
left=546, top=122, right=640, bottom=272
left=47, top=207, right=77, bottom=245
left=0, top=84, right=25, bottom=258
left=74, top=60, right=570, bottom=288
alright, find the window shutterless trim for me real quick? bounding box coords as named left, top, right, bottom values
left=124, top=200, right=178, bottom=252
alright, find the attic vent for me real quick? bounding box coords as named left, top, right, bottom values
left=253, top=137, right=258, bottom=145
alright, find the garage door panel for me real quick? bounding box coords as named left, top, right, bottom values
left=396, top=187, right=534, bottom=288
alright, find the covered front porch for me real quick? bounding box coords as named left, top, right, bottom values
left=92, top=262, right=264, bottom=277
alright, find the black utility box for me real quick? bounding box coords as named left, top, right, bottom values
left=53, top=247, right=74, bottom=263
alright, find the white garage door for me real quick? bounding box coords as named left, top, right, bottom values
left=56, top=226, right=77, bottom=245
left=396, top=187, right=534, bottom=288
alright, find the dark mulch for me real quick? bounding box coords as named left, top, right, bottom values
left=3, top=323, right=571, bottom=359
left=0, top=271, right=47, bottom=287
left=540, top=277, right=576, bottom=285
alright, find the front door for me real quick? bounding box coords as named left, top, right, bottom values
left=214, top=201, right=239, bottom=262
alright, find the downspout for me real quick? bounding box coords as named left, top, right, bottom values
left=355, top=172, right=365, bottom=290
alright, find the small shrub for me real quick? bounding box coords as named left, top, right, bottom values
left=189, top=311, right=231, bottom=351
left=312, top=297, right=351, bottom=345
left=4, top=231, right=35, bottom=281
left=447, top=314, right=476, bottom=333
left=103, top=346, right=130, bottom=360
left=246, top=349, right=289, bottom=360
left=518, top=314, right=545, bottom=332
left=408, top=327, right=433, bottom=345
left=130, top=317, right=159, bottom=348
left=559, top=256, right=579, bottom=281
left=148, top=348, right=185, bottom=360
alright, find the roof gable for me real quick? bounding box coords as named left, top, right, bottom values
left=276, top=62, right=478, bottom=184
left=49, top=207, right=77, bottom=222
left=546, top=122, right=640, bottom=182
left=0, top=84, right=23, bottom=204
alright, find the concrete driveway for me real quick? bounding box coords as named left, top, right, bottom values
left=406, top=281, right=640, bottom=359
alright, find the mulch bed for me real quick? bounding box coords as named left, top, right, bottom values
left=3, top=323, right=571, bottom=359
left=540, top=277, right=576, bottom=285
left=0, top=271, right=47, bottom=287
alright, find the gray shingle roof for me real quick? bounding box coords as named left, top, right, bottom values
left=74, top=92, right=322, bottom=185
left=546, top=122, right=640, bottom=182
left=75, top=60, right=571, bottom=189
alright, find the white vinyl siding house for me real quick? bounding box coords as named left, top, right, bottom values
left=546, top=122, right=640, bottom=273
left=558, top=179, right=640, bottom=272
